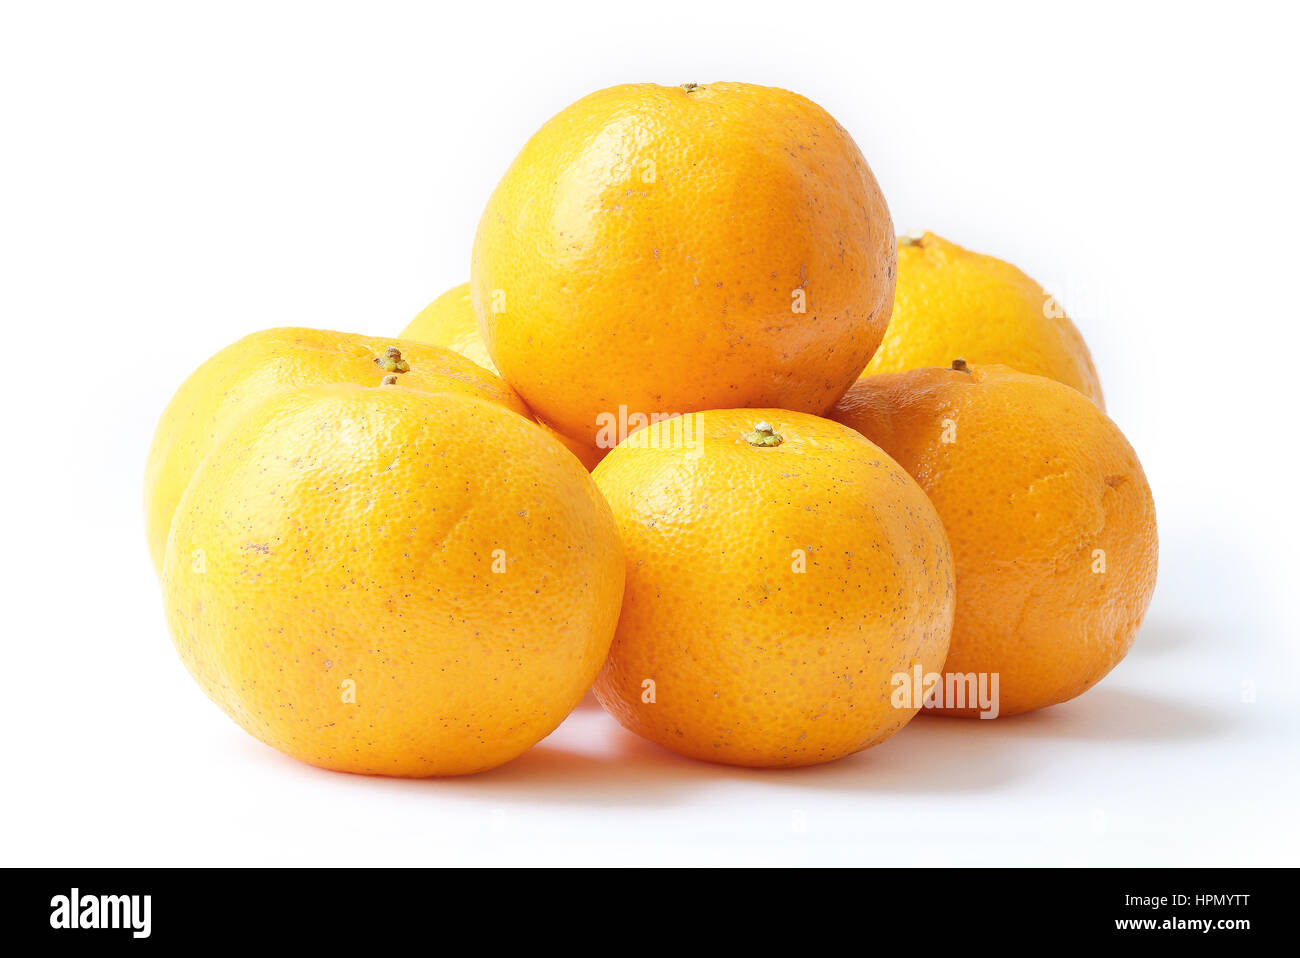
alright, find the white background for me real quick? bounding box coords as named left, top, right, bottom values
left=2, top=1, right=1297, bottom=866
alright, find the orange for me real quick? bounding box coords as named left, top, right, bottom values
left=162, top=384, right=625, bottom=776
left=401, top=282, right=497, bottom=373
left=863, top=232, right=1104, bottom=406
left=472, top=82, right=896, bottom=449
left=831, top=362, right=1156, bottom=716
left=143, top=327, right=531, bottom=575
left=591, top=409, right=954, bottom=767
left=400, top=284, right=606, bottom=470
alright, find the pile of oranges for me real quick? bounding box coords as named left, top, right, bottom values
left=145, top=82, right=1157, bottom=776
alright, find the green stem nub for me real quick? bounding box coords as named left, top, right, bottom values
left=951, top=358, right=970, bottom=373
left=375, top=346, right=410, bottom=373
left=681, top=82, right=703, bottom=94
left=744, top=421, right=783, bottom=447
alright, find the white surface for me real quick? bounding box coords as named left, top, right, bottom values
left=2, top=1, right=1297, bottom=866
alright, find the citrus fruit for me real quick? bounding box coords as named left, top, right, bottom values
left=401, top=282, right=496, bottom=373
left=143, top=327, right=530, bottom=575
left=472, top=82, right=896, bottom=448
left=863, top=232, right=1104, bottom=406
left=400, top=284, right=606, bottom=469
left=590, top=409, right=954, bottom=767
left=831, top=362, right=1156, bottom=716
left=162, top=383, right=625, bottom=776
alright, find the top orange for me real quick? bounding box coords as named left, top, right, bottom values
left=472, top=82, right=895, bottom=448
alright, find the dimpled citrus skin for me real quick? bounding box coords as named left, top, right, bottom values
left=162, top=385, right=625, bottom=776
left=401, top=283, right=497, bottom=373
left=831, top=364, right=1156, bottom=716
left=400, top=284, right=606, bottom=471
left=144, top=327, right=531, bottom=575
left=863, top=233, right=1104, bottom=407
left=591, top=409, right=953, bottom=768
left=472, top=82, right=896, bottom=447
